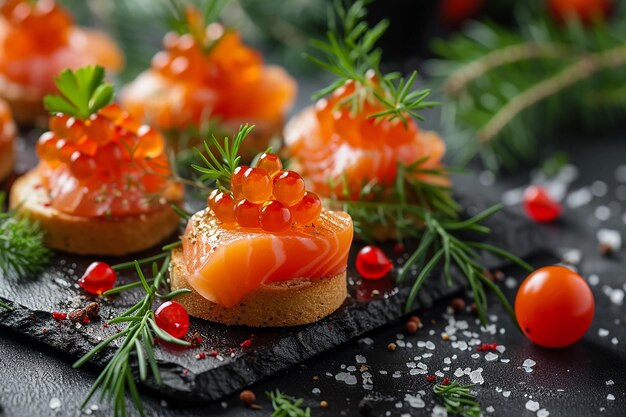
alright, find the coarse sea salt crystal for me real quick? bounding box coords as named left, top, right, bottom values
left=607, top=394, right=615, bottom=401
left=454, top=368, right=464, bottom=377
left=335, top=372, right=357, bottom=385
left=611, top=337, right=619, bottom=345
left=505, top=277, right=517, bottom=289
left=425, top=341, right=436, bottom=350
left=537, top=409, right=550, bottom=417
left=566, top=187, right=592, bottom=208
left=525, top=400, right=540, bottom=412
left=589, top=274, right=600, bottom=286
left=356, top=355, right=367, bottom=364
left=597, top=229, right=622, bottom=251
left=523, top=359, right=536, bottom=368
left=595, top=205, right=612, bottom=221
left=486, top=406, right=495, bottom=413
left=610, top=289, right=624, bottom=305
left=49, top=398, right=61, bottom=410
left=471, top=353, right=480, bottom=359
left=469, top=368, right=484, bottom=384
left=312, top=388, right=321, bottom=395
left=503, top=391, right=511, bottom=398
left=432, top=405, right=448, bottom=417
left=606, top=380, right=614, bottom=385
left=599, top=328, right=610, bottom=337
left=405, top=394, right=425, bottom=408
left=485, top=352, right=498, bottom=361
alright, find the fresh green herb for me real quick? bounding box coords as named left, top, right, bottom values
left=306, top=0, right=437, bottom=126
left=434, top=382, right=481, bottom=417
left=166, top=0, right=230, bottom=53
left=74, top=257, right=191, bottom=417
left=191, top=123, right=254, bottom=191
left=0, top=193, right=51, bottom=279
left=267, top=390, right=311, bottom=417
left=431, top=3, right=626, bottom=170
left=0, top=300, right=11, bottom=310
left=44, top=65, right=114, bottom=120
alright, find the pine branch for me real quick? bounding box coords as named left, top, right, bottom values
left=434, top=382, right=481, bottom=417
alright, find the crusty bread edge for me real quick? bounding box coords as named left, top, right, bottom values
left=170, top=247, right=348, bottom=327
left=9, top=169, right=181, bottom=256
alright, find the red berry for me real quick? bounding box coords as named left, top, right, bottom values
left=234, top=199, right=261, bottom=228
left=242, top=167, right=272, bottom=204
left=549, top=0, right=613, bottom=25
left=356, top=245, right=392, bottom=280
left=442, top=377, right=451, bottom=385
left=52, top=312, right=67, bottom=320
left=523, top=185, right=562, bottom=223
left=255, top=153, right=283, bottom=177
left=260, top=200, right=293, bottom=233
left=155, top=301, right=189, bottom=339
left=272, top=170, right=306, bottom=207
left=291, top=191, right=322, bottom=225
left=79, top=262, right=117, bottom=295
left=230, top=166, right=249, bottom=198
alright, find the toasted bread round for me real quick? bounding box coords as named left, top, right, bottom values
left=0, top=75, right=48, bottom=126
left=170, top=247, right=347, bottom=327
left=9, top=169, right=182, bottom=255
left=0, top=139, right=13, bottom=182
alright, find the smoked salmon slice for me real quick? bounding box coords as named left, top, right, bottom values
left=181, top=208, right=354, bottom=308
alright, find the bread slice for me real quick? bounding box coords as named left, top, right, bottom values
left=170, top=247, right=347, bottom=327
left=9, top=169, right=181, bottom=255
left=0, top=139, right=13, bottom=182
left=0, top=75, right=48, bottom=126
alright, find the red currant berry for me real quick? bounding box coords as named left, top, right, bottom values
left=211, top=192, right=237, bottom=224
left=230, top=165, right=249, bottom=198
left=242, top=167, right=272, bottom=204
left=79, top=262, right=117, bottom=295
left=272, top=170, right=306, bottom=207
left=291, top=191, right=322, bottom=225
left=523, top=185, right=562, bottom=223
left=234, top=199, right=261, bottom=228
left=356, top=246, right=392, bottom=280
left=255, top=153, right=283, bottom=177
left=260, top=200, right=293, bottom=233
left=155, top=301, right=189, bottom=339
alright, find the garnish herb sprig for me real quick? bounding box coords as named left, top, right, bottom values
left=74, top=257, right=191, bottom=417
left=166, top=0, right=230, bottom=53
left=44, top=65, right=114, bottom=120
left=434, top=382, right=481, bottom=417
left=267, top=390, right=312, bottom=417
left=306, top=0, right=437, bottom=126
left=0, top=300, right=10, bottom=310
left=0, top=193, right=51, bottom=279
left=191, top=123, right=254, bottom=191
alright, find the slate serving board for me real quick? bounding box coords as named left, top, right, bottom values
left=0, top=136, right=550, bottom=402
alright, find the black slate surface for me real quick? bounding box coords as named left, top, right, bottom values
left=0, top=132, right=550, bottom=404
left=1, top=136, right=625, bottom=416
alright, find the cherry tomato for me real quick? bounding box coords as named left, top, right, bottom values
left=515, top=266, right=594, bottom=348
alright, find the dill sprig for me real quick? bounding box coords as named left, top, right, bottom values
left=306, top=0, right=437, bottom=126
left=434, top=382, right=481, bottom=417
left=74, top=257, right=191, bottom=417
left=191, top=123, right=254, bottom=191
left=0, top=193, right=51, bottom=279
left=267, top=390, right=311, bottom=417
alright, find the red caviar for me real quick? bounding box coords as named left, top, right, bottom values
left=523, top=185, right=562, bottom=223
left=79, top=262, right=117, bottom=295
left=155, top=301, right=189, bottom=339
left=273, top=171, right=306, bottom=207
left=356, top=246, right=392, bottom=280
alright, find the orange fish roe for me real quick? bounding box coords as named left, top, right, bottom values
left=206, top=152, right=322, bottom=232
left=0, top=0, right=123, bottom=95
left=284, top=78, right=448, bottom=199
left=35, top=104, right=182, bottom=218
left=120, top=7, right=296, bottom=136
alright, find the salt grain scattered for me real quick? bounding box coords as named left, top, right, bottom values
left=335, top=372, right=357, bottom=385
left=525, top=400, right=540, bottom=412
left=537, top=409, right=550, bottom=417
left=595, top=206, right=612, bottom=221
left=503, top=391, right=511, bottom=398
left=589, top=274, right=600, bottom=286
left=404, top=394, right=425, bottom=408
left=469, top=368, right=484, bottom=384
left=566, top=187, right=592, bottom=208
left=607, top=394, right=615, bottom=401
left=597, top=229, right=622, bottom=252
left=49, top=398, right=61, bottom=410
left=606, top=380, right=614, bottom=386
left=505, top=277, right=517, bottom=289
left=599, top=328, right=610, bottom=337
left=591, top=181, right=608, bottom=197
left=356, top=355, right=367, bottom=364
left=611, top=337, right=619, bottom=345
left=485, top=352, right=498, bottom=361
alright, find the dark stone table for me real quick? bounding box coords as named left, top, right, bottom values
left=2, top=125, right=626, bottom=415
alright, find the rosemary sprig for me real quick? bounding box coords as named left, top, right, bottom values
left=0, top=193, right=51, bottom=279
left=74, top=258, right=191, bottom=417
left=267, top=390, right=312, bottom=417
left=434, top=382, right=481, bottom=417
left=306, top=0, right=437, bottom=126
left=191, top=123, right=254, bottom=191
left=0, top=300, right=11, bottom=310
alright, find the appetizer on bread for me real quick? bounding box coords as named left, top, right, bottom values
left=171, top=125, right=353, bottom=326
left=0, top=0, right=123, bottom=124
left=120, top=5, right=296, bottom=158
left=9, top=66, right=183, bottom=255
left=0, top=97, right=15, bottom=182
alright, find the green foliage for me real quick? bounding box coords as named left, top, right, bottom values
left=430, top=2, right=626, bottom=170
left=0, top=193, right=51, bottom=279
left=306, top=0, right=437, bottom=126
left=44, top=66, right=114, bottom=120
left=434, top=382, right=481, bottom=417
left=267, top=390, right=311, bottom=417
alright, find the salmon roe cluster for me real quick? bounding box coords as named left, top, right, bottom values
left=284, top=73, right=447, bottom=199
left=36, top=104, right=179, bottom=218
left=208, top=153, right=322, bottom=233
